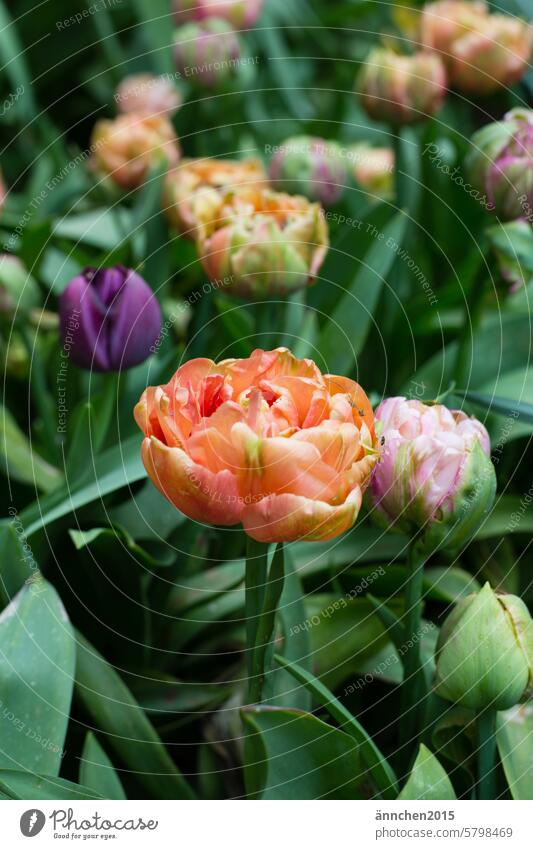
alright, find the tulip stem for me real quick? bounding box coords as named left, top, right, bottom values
left=476, top=708, right=498, bottom=800
left=92, top=372, right=120, bottom=455
left=19, top=324, right=60, bottom=464
left=245, top=537, right=269, bottom=680
left=399, top=540, right=427, bottom=760
left=245, top=541, right=285, bottom=704
left=454, top=262, right=487, bottom=386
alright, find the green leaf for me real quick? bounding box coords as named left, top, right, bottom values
left=0, top=579, right=75, bottom=776
left=476, top=496, right=533, bottom=540
left=242, top=706, right=364, bottom=799
left=291, top=526, right=406, bottom=574
left=0, top=404, right=62, bottom=493
left=21, top=434, right=146, bottom=538
left=409, top=314, right=532, bottom=398
left=131, top=162, right=169, bottom=283
left=80, top=733, right=126, bottom=800
left=497, top=704, right=533, bottom=800
left=0, top=520, right=38, bottom=607
left=459, top=390, right=533, bottom=426
left=169, top=560, right=244, bottom=615
left=398, top=744, right=456, bottom=800
left=367, top=593, right=405, bottom=651
left=0, top=1, right=38, bottom=122
left=273, top=548, right=312, bottom=710
left=424, top=567, right=480, bottom=603
left=53, top=208, right=131, bottom=250
left=131, top=0, right=175, bottom=76
left=249, top=544, right=285, bottom=703
left=317, top=211, right=408, bottom=374
left=74, top=632, right=195, bottom=799
left=274, top=654, right=398, bottom=798
left=0, top=769, right=103, bottom=800
left=308, top=595, right=402, bottom=690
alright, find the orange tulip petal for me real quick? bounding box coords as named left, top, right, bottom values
left=241, top=488, right=363, bottom=543
left=140, top=436, right=242, bottom=526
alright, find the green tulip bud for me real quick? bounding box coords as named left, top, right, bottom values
left=435, top=582, right=533, bottom=711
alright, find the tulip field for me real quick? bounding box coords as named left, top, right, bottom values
left=1, top=0, right=533, bottom=810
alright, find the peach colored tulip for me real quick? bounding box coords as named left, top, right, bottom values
left=195, top=187, right=329, bottom=298
left=164, top=157, right=268, bottom=237
left=115, top=74, right=182, bottom=118
left=135, top=348, right=378, bottom=542
left=420, top=1, right=489, bottom=56
left=421, top=2, right=532, bottom=93
left=91, top=113, right=181, bottom=189
left=448, top=15, right=532, bottom=93
left=358, top=48, right=447, bottom=125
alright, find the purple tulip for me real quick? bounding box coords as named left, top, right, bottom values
left=59, top=266, right=162, bottom=372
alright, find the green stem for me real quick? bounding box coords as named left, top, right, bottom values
left=245, top=542, right=285, bottom=704
left=19, top=325, right=59, bottom=463
left=245, top=537, right=269, bottom=681
left=477, top=709, right=497, bottom=800
left=454, top=263, right=487, bottom=386
left=399, top=539, right=427, bottom=758
left=92, top=372, right=120, bottom=455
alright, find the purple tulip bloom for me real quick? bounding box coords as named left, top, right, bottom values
left=59, top=266, right=162, bottom=372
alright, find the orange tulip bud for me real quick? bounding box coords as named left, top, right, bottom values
left=421, top=2, right=532, bottom=94
left=195, top=188, right=329, bottom=298
left=90, top=113, right=181, bottom=189
left=164, top=157, right=268, bottom=237
left=358, top=48, right=447, bottom=125
left=135, top=348, right=378, bottom=542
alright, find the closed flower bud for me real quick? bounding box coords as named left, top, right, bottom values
left=369, top=397, right=496, bottom=554
left=351, top=144, right=395, bottom=199
left=435, top=582, right=533, bottom=710
left=269, top=136, right=348, bottom=207
left=115, top=74, right=182, bottom=118
left=173, top=0, right=263, bottom=28
left=90, top=113, right=180, bottom=189
left=466, top=108, right=533, bottom=221
left=196, top=188, right=329, bottom=298
left=447, top=14, right=532, bottom=94
left=135, top=347, right=377, bottom=542
left=164, top=156, right=268, bottom=237
left=420, top=1, right=489, bottom=56
left=0, top=255, right=40, bottom=315
left=173, top=19, right=242, bottom=88
left=59, top=266, right=162, bottom=372
left=358, top=48, right=447, bottom=125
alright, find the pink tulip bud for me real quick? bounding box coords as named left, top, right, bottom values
left=164, top=156, right=268, bottom=237
left=90, top=113, right=181, bottom=189
left=195, top=187, right=329, bottom=298
left=369, top=397, right=496, bottom=553
left=269, top=136, right=348, bottom=207
left=466, top=108, right=533, bottom=221
left=135, top=348, right=377, bottom=542
left=173, top=19, right=242, bottom=89
left=172, top=0, right=263, bottom=28
left=115, top=74, right=182, bottom=118
left=358, top=49, right=447, bottom=125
